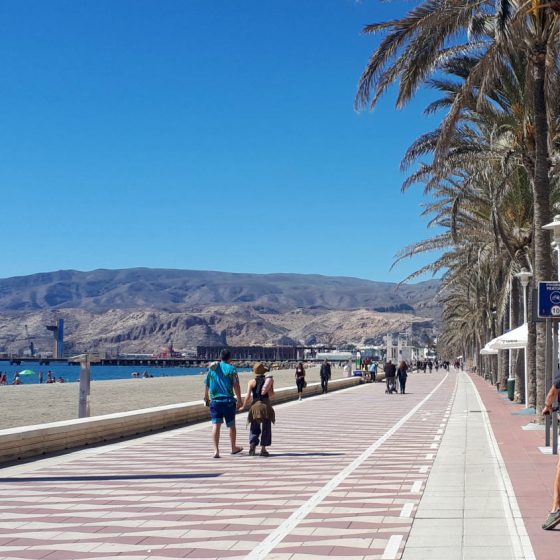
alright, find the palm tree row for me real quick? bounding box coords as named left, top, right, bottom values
left=357, top=0, right=560, bottom=411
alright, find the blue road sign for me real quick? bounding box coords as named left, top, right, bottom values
left=538, top=282, right=560, bottom=318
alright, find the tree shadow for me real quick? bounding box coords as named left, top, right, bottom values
left=268, top=452, right=345, bottom=457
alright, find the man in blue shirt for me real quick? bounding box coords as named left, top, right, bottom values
left=204, top=349, right=243, bottom=458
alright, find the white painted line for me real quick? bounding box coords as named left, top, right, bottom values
left=400, top=503, right=414, bottom=517
left=410, top=480, right=422, bottom=493
left=467, top=373, right=536, bottom=560
left=419, top=465, right=429, bottom=474
left=244, top=372, right=450, bottom=560
left=382, top=535, right=403, bottom=559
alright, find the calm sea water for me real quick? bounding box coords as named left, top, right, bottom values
left=0, top=361, right=251, bottom=385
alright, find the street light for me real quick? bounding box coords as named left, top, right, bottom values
left=543, top=215, right=560, bottom=279
left=515, top=268, right=533, bottom=407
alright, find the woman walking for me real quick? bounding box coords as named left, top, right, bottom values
left=397, top=361, right=408, bottom=394
left=243, top=362, right=275, bottom=457
left=295, top=362, right=306, bottom=400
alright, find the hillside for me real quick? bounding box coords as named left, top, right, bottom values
left=0, top=268, right=441, bottom=355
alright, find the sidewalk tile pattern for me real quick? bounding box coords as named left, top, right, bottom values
left=0, top=373, right=456, bottom=559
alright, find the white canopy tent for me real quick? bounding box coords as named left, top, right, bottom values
left=488, top=323, right=528, bottom=350
left=480, top=343, right=498, bottom=355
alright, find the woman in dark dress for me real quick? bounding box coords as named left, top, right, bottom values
left=397, top=361, right=408, bottom=394
left=295, top=362, right=306, bottom=401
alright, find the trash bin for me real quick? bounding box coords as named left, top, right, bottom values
left=507, top=379, right=515, bottom=401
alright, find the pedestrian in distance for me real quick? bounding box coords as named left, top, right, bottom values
left=369, top=361, right=378, bottom=382
left=295, top=362, right=306, bottom=400
left=203, top=349, right=244, bottom=459
left=542, top=378, right=560, bottom=529
left=397, top=361, right=408, bottom=394
left=320, top=359, right=331, bottom=394
left=242, top=362, right=275, bottom=457
left=384, top=360, right=397, bottom=394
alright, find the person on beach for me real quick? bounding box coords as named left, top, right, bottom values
left=242, top=362, right=275, bottom=456
left=542, top=380, right=560, bottom=529
left=397, top=361, right=408, bottom=394
left=203, top=350, right=243, bottom=459
left=295, top=362, right=306, bottom=400
left=320, top=359, right=331, bottom=394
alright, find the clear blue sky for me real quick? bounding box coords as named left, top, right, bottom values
left=0, top=0, right=441, bottom=282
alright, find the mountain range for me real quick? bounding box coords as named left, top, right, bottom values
left=0, top=268, right=441, bottom=355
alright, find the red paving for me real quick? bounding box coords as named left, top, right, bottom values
left=2, top=372, right=555, bottom=559
left=0, top=373, right=456, bottom=560
left=471, top=373, right=558, bottom=560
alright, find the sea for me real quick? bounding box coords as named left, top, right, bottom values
left=0, top=361, right=251, bottom=385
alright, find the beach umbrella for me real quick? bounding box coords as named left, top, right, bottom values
left=18, top=369, right=35, bottom=375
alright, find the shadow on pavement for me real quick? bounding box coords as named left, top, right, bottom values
left=0, top=473, right=222, bottom=483
left=267, top=452, right=345, bottom=457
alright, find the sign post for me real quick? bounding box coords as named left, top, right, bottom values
left=70, top=354, right=101, bottom=418
left=538, top=283, right=560, bottom=454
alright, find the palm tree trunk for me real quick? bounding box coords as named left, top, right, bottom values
left=528, top=298, right=538, bottom=408
left=532, top=47, right=553, bottom=418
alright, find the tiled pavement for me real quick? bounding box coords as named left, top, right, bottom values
left=0, top=371, right=535, bottom=559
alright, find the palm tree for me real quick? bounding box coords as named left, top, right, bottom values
left=357, top=1, right=560, bottom=412
left=390, top=50, right=537, bottom=397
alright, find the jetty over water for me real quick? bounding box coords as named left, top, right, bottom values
left=2, top=345, right=338, bottom=367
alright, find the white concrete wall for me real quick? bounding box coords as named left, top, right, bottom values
left=0, top=377, right=361, bottom=465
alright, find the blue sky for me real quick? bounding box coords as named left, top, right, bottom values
left=0, top=0, right=441, bottom=282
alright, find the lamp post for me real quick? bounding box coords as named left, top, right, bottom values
left=515, top=268, right=533, bottom=407
left=543, top=215, right=560, bottom=279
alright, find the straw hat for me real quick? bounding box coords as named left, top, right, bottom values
left=253, top=362, right=268, bottom=376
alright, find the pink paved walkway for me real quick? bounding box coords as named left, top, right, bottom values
left=471, top=373, right=558, bottom=560
left=0, top=372, right=456, bottom=560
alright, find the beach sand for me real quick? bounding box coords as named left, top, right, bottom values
left=0, top=364, right=348, bottom=430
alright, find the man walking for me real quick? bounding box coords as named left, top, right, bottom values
left=542, top=380, right=560, bottom=529
left=320, top=359, right=331, bottom=393
left=204, top=350, right=243, bottom=459
left=384, top=359, right=397, bottom=393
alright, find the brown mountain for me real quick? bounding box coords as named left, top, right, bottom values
left=0, top=268, right=441, bottom=355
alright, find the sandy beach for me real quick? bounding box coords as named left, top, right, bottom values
left=0, top=364, right=349, bottom=430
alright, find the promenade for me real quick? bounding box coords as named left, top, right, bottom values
left=0, top=369, right=551, bottom=559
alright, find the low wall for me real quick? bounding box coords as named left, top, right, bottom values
left=0, top=376, right=361, bottom=465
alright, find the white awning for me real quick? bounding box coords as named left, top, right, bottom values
left=480, top=343, right=499, bottom=355
left=488, top=323, right=528, bottom=350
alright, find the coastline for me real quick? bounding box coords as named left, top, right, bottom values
left=0, top=364, right=347, bottom=430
